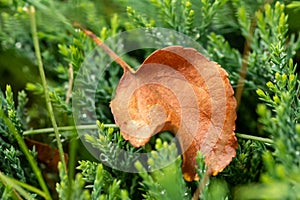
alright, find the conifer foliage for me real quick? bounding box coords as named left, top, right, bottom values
left=0, top=0, right=300, bottom=199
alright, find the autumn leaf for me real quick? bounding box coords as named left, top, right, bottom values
left=25, top=138, right=68, bottom=172
left=79, top=27, right=237, bottom=181
left=110, top=46, right=237, bottom=181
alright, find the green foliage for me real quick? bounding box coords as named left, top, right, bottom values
left=91, top=164, right=130, bottom=200
left=0, top=86, right=39, bottom=198
left=77, top=160, right=99, bottom=183
left=4, top=85, right=24, bottom=133
left=79, top=124, right=143, bottom=198
left=134, top=138, right=190, bottom=200
left=84, top=122, right=141, bottom=171
left=207, top=33, right=242, bottom=84
left=73, top=160, right=131, bottom=199
left=220, top=140, right=266, bottom=185
left=249, top=3, right=299, bottom=86
left=255, top=1, right=300, bottom=172
left=288, top=1, right=300, bottom=10
left=234, top=2, right=300, bottom=199
left=202, top=179, right=229, bottom=200
left=1, top=0, right=300, bottom=199
left=0, top=182, right=14, bottom=200
left=56, top=162, right=91, bottom=200
left=124, top=0, right=228, bottom=41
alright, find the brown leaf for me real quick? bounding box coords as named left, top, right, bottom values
left=25, top=138, right=68, bottom=172
left=110, top=46, right=237, bottom=181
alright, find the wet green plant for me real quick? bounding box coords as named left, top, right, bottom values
left=0, top=0, right=300, bottom=199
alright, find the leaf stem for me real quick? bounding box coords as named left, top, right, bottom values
left=23, top=124, right=118, bottom=135
left=235, top=19, right=255, bottom=110
left=74, top=23, right=135, bottom=73
left=65, top=63, right=73, bottom=104
left=0, top=109, right=51, bottom=200
left=235, top=2, right=271, bottom=110
left=28, top=6, right=67, bottom=172
left=235, top=36, right=250, bottom=110
left=236, top=133, right=273, bottom=144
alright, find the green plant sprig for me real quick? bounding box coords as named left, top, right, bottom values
left=0, top=109, right=51, bottom=200
left=235, top=133, right=273, bottom=144
left=23, top=124, right=118, bottom=135
left=24, top=124, right=274, bottom=145
left=0, top=171, right=46, bottom=199
left=0, top=171, right=34, bottom=200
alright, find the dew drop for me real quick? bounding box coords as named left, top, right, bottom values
left=99, top=153, right=108, bottom=162
left=15, top=42, right=22, bottom=49
left=91, top=74, right=95, bottom=81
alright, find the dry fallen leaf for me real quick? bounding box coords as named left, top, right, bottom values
left=79, top=27, right=237, bottom=181
left=25, top=138, right=68, bottom=172
left=110, top=46, right=237, bottom=181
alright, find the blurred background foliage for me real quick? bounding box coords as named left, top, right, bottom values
left=0, top=0, right=300, bottom=199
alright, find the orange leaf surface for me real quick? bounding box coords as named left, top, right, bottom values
left=110, top=46, right=237, bottom=181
